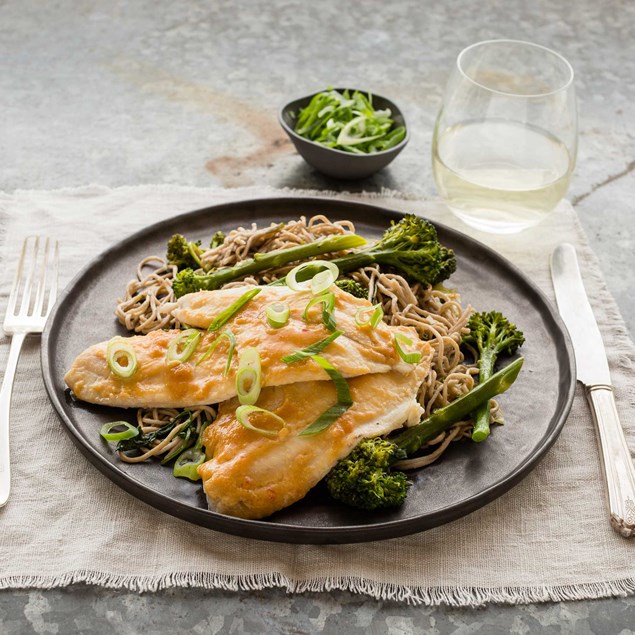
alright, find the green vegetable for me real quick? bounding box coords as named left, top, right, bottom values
left=100, top=421, right=139, bottom=442
left=281, top=331, right=342, bottom=364
left=210, top=231, right=225, bottom=249
left=106, top=338, right=138, bottom=379
left=298, top=355, right=352, bottom=436
left=329, top=214, right=456, bottom=288
left=207, top=287, right=261, bottom=332
left=286, top=259, right=339, bottom=294
left=196, top=330, right=236, bottom=375
left=393, top=333, right=422, bottom=364
left=294, top=88, right=406, bottom=154
left=116, top=410, right=193, bottom=455
left=166, top=328, right=201, bottom=365
left=172, top=448, right=206, bottom=481
left=326, top=357, right=524, bottom=510
left=167, top=234, right=204, bottom=270
left=355, top=304, right=383, bottom=329
left=172, top=233, right=366, bottom=298
left=302, top=291, right=337, bottom=332
left=461, top=311, right=525, bottom=442
left=334, top=278, right=369, bottom=299
left=265, top=302, right=290, bottom=329
left=235, top=347, right=262, bottom=406
left=325, top=438, right=409, bottom=510
left=236, top=405, right=286, bottom=438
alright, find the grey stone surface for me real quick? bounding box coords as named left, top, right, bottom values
left=1, top=0, right=634, bottom=632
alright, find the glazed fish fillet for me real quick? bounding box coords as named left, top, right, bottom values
left=198, top=357, right=431, bottom=519
left=64, top=285, right=429, bottom=408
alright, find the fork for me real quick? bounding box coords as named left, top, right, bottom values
left=0, top=237, right=59, bottom=508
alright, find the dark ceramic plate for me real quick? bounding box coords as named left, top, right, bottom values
left=41, top=197, right=575, bottom=544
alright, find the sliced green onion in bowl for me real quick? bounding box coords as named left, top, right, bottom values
left=302, top=291, right=336, bottom=331
left=166, top=328, right=201, bottom=366
left=196, top=329, right=236, bottom=375
left=265, top=302, right=290, bottom=328
left=286, top=260, right=339, bottom=293
left=207, top=287, right=261, bottom=332
left=106, top=338, right=138, bottom=379
left=236, top=347, right=262, bottom=405
left=355, top=303, right=384, bottom=329
left=394, top=332, right=423, bottom=364
left=236, top=405, right=286, bottom=439
left=100, top=421, right=139, bottom=442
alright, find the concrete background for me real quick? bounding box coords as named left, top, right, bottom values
left=1, top=0, right=634, bottom=632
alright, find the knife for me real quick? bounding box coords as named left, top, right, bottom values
left=551, top=242, right=635, bottom=538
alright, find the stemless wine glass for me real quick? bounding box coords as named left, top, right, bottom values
left=432, top=40, right=577, bottom=234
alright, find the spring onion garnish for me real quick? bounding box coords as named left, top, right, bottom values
left=286, top=260, right=339, bottom=294
left=355, top=303, right=384, bottom=329
left=281, top=330, right=343, bottom=364
left=196, top=330, right=236, bottom=375
left=236, top=347, right=262, bottom=405
left=166, top=328, right=201, bottom=366
left=106, top=338, right=138, bottom=379
left=173, top=447, right=206, bottom=481
left=302, top=291, right=336, bottom=331
left=299, top=355, right=353, bottom=436
left=236, top=405, right=287, bottom=439
left=265, top=301, right=290, bottom=329
left=394, top=333, right=423, bottom=364
left=100, top=421, right=139, bottom=442
left=207, top=287, right=262, bottom=332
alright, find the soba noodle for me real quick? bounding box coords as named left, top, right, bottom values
left=114, top=215, right=489, bottom=468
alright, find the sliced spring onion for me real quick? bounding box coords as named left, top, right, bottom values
left=281, top=330, right=343, bottom=364
left=299, top=355, right=353, bottom=436
left=302, top=291, right=336, bottom=331
left=100, top=421, right=139, bottom=442
left=207, top=287, right=261, bottom=332
left=355, top=303, right=384, bottom=329
left=166, top=328, right=201, bottom=366
left=173, top=447, right=206, bottom=481
left=394, top=332, right=423, bottom=364
left=236, top=347, right=262, bottom=405
left=265, top=301, right=290, bottom=328
left=106, top=338, right=138, bottom=379
left=235, top=405, right=286, bottom=438
left=286, top=260, right=339, bottom=293
left=196, top=330, right=236, bottom=375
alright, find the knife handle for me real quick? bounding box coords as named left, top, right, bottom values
left=586, top=385, right=635, bottom=538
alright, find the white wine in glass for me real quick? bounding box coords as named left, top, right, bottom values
left=432, top=40, right=577, bottom=234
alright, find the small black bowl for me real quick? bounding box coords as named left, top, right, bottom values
left=279, top=88, right=409, bottom=180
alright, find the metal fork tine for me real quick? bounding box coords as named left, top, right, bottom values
left=47, top=240, right=59, bottom=314
left=5, top=238, right=28, bottom=322
left=33, top=238, right=50, bottom=317
left=19, top=236, right=39, bottom=316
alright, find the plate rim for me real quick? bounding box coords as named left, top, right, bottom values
left=41, top=196, right=577, bottom=544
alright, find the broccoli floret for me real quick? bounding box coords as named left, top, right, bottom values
left=167, top=234, right=204, bottom=270
left=325, top=438, right=409, bottom=510
left=325, top=356, right=525, bottom=511
left=330, top=214, right=456, bottom=287
left=334, top=278, right=369, bottom=299
left=462, top=311, right=525, bottom=442
left=210, top=231, right=225, bottom=249
left=172, top=268, right=202, bottom=298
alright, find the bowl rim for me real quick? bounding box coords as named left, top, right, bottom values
left=278, top=87, right=410, bottom=158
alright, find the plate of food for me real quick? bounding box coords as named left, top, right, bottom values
left=41, top=197, right=575, bottom=544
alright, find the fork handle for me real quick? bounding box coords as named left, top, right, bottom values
left=0, top=332, right=27, bottom=508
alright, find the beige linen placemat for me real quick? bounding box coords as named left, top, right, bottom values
left=0, top=185, right=633, bottom=606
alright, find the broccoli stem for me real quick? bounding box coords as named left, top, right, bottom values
left=194, top=233, right=366, bottom=290
left=472, top=348, right=496, bottom=442
left=392, top=356, right=523, bottom=456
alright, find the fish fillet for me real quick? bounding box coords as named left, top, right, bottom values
left=198, top=357, right=431, bottom=519
left=64, top=285, right=429, bottom=408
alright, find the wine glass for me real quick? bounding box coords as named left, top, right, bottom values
left=432, top=39, right=577, bottom=234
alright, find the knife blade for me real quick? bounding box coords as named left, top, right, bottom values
left=551, top=242, right=635, bottom=538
